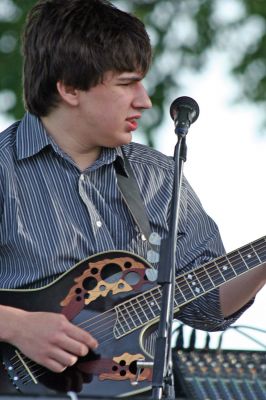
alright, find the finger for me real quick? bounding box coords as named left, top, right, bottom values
left=66, top=326, right=98, bottom=349
left=57, top=335, right=89, bottom=358
left=45, top=357, right=71, bottom=373
left=48, top=348, right=78, bottom=371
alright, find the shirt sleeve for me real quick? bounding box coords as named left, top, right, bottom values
left=174, top=177, right=254, bottom=331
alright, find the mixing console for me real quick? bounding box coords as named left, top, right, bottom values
left=173, top=349, right=266, bottom=399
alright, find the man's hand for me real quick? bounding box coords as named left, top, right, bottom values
left=0, top=306, right=98, bottom=373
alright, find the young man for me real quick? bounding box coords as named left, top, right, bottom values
left=0, top=0, right=265, bottom=395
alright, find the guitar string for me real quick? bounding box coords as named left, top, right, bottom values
left=73, top=239, right=266, bottom=335
left=9, top=239, right=266, bottom=384
left=8, top=239, right=266, bottom=370
left=12, top=237, right=266, bottom=369
left=14, top=297, right=157, bottom=380
left=62, top=240, right=266, bottom=344
left=11, top=326, right=117, bottom=383
left=11, top=311, right=117, bottom=373
left=77, top=239, right=266, bottom=335
left=11, top=239, right=266, bottom=374
left=19, top=336, right=118, bottom=384
left=12, top=286, right=164, bottom=383
left=17, top=288, right=162, bottom=379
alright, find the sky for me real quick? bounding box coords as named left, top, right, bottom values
left=147, top=51, right=266, bottom=352
left=0, top=49, right=265, bottom=352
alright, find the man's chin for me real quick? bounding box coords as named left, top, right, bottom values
left=103, top=132, right=133, bottom=148
left=117, top=132, right=133, bottom=146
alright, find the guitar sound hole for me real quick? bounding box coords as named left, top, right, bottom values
left=124, top=272, right=141, bottom=285
left=100, top=263, right=122, bottom=283
left=129, top=360, right=143, bottom=375
left=82, top=277, right=98, bottom=290
left=91, top=268, right=98, bottom=275
left=124, top=262, right=132, bottom=268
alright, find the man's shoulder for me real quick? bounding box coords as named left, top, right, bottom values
left=122, top=142, right=174, bottom=171
left=0, top=120, right=20, bottom=155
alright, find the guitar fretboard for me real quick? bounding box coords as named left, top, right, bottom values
left=114, top=236, right=266, bottom=337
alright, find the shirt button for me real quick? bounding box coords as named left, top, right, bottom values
left=141, top=234, right=146, bottom=241
left=80, top=174, right=85, bottom=181
left=96, top=220, right=102, bottom=227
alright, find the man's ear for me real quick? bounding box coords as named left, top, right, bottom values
left=56, top=81, right=80, bottom=106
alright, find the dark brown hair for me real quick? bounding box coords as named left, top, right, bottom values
left=22, top=0, right=152, bottom=116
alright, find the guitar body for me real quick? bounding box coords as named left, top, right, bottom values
left=0, top=250, right=158, bottom=397
left=1, top=237, right=265, bottom=396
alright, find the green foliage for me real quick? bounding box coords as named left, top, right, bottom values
left=0, top=1, right=35, bottom=118
left=1, top=0, right=266, bottom=145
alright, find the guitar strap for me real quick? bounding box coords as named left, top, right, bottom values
left=114, top=149, right=155, bottom=251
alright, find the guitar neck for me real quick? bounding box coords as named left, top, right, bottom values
left=174, top=235, right=266, bottom=307
left=114, top=236, right=266, bottom=337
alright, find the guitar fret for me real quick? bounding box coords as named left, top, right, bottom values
left=129, top=297, right=149, bottom=326
left=232, top=252, right=249, bottom=274
left=178, top=276, right=195, bottom=302
left=118, top=307, right=133, bottom=331
left=114, top=308, right=129, bottom=336
left=136, top=297, right=150, bottom=321
left=173, top=298, right=179, bottom=308
left=241, top=245, right=261, bottom=268
left=145, top=294, right=157, bottom=318
left=127, top=298, right=145, bottom=325
left=175, top=281, right=187, bottom=304
left=185, top=271, right=205, bottom=296
left=207, top=261, right=226, bottom=286
left=239, top=248, right=255, bottom=270
left=113, top=236, right=266, bottom=339
left=114, top=288, right=163, bottom=338
left=138, top=295, right=155, bottom=322
left=114, top=316, right=124, bottom=337
left=197, top=267, right=215, bottom=291
left=150, top=290, right=161, bottom=313
left=253, top=237, right=266, bottom=263
left=127, top=299, right=143, bottom=325
left=119, top=303, right=137, bottom=330
left=217, top=257, right=237, bottom=281
left=250, top=243, right=262, bottom=263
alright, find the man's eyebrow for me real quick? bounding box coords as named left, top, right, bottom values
left=117, top=75, right=143, bottom=82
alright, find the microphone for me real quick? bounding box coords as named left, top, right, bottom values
left=170, top=96, right=200, bottom=136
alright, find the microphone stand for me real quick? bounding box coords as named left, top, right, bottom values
left=151, top=126, right=188, bottom=400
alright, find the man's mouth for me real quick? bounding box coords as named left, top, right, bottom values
left=126, top=115, right=141, bottom=131
left=126, top=120, right=138, bottom=130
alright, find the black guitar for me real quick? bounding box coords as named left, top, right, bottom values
left=0, top=237, right=265, bottom=397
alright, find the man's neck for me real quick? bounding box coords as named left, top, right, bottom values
left=41, top=112, right=101, bottom=171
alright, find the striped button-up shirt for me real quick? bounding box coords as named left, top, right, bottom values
left=0, top=112, right=250, bottom=331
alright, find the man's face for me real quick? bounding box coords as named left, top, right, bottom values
left=77, top=71, right=152, bottom=148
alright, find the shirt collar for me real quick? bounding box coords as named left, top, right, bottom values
left=16, top=112, right=53, bottom=160
left=112, top=147, right=130, bottom=177
left=16, top=112, right=129, bottom=176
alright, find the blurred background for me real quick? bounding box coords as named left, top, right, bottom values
left=0, top=0, right=265, bottom=353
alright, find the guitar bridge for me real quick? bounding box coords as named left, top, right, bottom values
left=4, top=349, right=38, bottom=389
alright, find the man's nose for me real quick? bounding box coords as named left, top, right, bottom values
left=133, top=83, right=152, bottom=110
